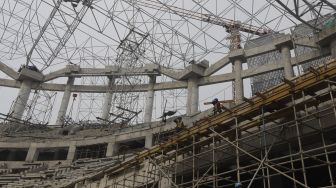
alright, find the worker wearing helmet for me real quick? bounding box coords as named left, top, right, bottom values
left=212, top=98, right=222, bottom=115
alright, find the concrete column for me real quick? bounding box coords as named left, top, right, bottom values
left=56, top=77, right=75, bottom=125
left=98, top=175, right=108, bottom=188
left=331, top=39, right=336, bottom=59
left=66, top=142, right=76, bottom=162
left=106, top=142, right=119, bottom=157
left=233, top=58, right=243, bottom=104
left=187, top=77, right=199, bottom=115
left=25, top=143, right=37, bottom=162
left=12, top=80, right=32, bottom=120
left=144, top=76, right=156, bottom=123
left=101, top=77, right=115, bottom=120
left=145, top=134, right=153, bottom=148
left=281, top=45, right=294, bottom=79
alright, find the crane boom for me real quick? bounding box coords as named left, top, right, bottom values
left=132, top=0, right=272, bottom=36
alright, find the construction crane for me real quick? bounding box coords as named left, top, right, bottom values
left=131, top=0, right=273, bottom=50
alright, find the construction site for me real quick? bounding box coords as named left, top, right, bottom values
left=0, top=0, right=336, bottom=187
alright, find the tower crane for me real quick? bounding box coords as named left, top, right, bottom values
left=132, top=0, right=273, bottom=49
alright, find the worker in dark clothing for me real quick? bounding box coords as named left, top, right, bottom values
left=160, top=110, right=176, bottom=122
left=212, top=98, right=222, bottom=115
left=173, top=117, right=185, bottom=132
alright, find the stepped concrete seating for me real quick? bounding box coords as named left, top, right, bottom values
left=0, top=155, right=132, bottom=188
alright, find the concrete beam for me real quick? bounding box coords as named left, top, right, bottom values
left=18, top=68, right=43, bottom=82
left=244, top=43, right=277, bottom=58
left=0, top=49, right=329, bottom=93
left=44, top=65, right=160, bottom=82
left=273, top=34, right=293, bottom=49
left=179, top=61, right=209, bottom=80
left=152, top=66, right=181, bottom=80
left=294, top=35, right=318, bottom=48
left=0, top=34, right=324, bottom=88
left=241, top=61, right=284, bottom=78
left=0, top=62, right=19, bottom=80
left=204, top=56, right=230, bottom=76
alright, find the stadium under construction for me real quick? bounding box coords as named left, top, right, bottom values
left=0, top=1, right=336, bottom=188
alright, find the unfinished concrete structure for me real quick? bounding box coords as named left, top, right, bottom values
left=0, top=1, right=336, bottom=188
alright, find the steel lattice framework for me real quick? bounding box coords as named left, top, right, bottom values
left=0, top=0, right=335, bottom=124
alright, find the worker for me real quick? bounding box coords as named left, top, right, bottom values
left=212, top=98, right=222, bottom=115
left=173, top=117, right=185, bottom=132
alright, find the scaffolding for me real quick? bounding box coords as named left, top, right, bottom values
left=65, top=59, right=336, bottom=188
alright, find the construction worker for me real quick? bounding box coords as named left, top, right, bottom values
left=173, top=117, right=185, bottom=132
left=212, top=98, right=222, bottom=115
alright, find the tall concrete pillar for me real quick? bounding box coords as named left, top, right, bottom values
left=144, top=76, right=156, bottom=123
left=281, top=45, right=294, bottom=79
left=145, top=134, right=153, bottom=148
left=106, top=142, right=119, bottom=157
left=233, top=58, right=243, bottom=104
left=274, top=35, right=294, bottom=79
left=25, top=143, right=37, bottom=162
left=229, top=49, right=245, bottom=104
left=56, top=77, right=75, bottom=125
left=331, top=38, right=336, bottom=59
left=66, top=142, right=76, bottom=162
left=101, top=77, right=115, bottom=120
left=11, top=80, right=32, bottom=120
left=187, top=77, right=199, bottom=115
